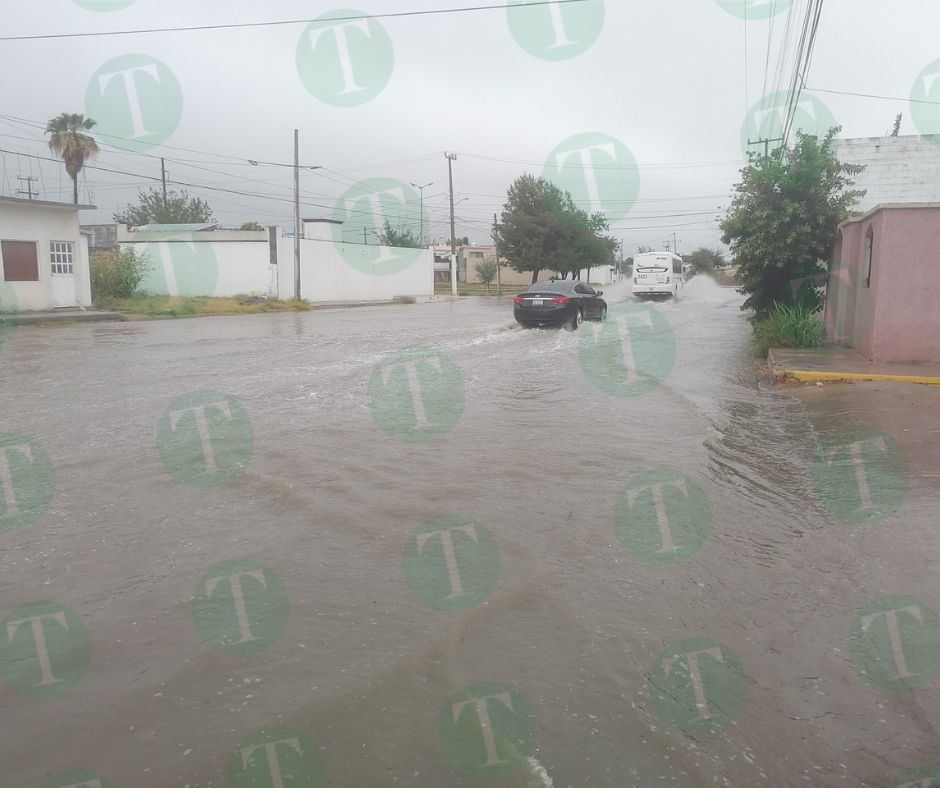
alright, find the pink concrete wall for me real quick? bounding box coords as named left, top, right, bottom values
left=871, top=208, right=940, bottom=362
left=829, top=206, right=940, bottom=363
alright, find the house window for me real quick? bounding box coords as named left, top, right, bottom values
left=50, top=241, right=75, bottom=275
left=1, top=240, right=40, bottom=281
left=864, top=228, right=874, bottom=288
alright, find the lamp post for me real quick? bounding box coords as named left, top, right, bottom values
left=410, top=181, right=433, bottom=247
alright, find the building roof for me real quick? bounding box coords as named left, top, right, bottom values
left=839, top=202, right=940, bottom=228
left=0, top=195, right=96, bottom=210
left=130, top=223, right=218, bottom=232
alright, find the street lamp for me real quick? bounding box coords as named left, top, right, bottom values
left=410, top=181, right=433, bottom=246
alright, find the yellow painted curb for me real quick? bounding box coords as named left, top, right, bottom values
left=785, top=369, right=940, bottom=386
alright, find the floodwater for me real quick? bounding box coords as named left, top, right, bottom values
left=1, top=277, right=939, bottom=787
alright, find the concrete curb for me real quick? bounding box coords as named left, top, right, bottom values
left=781, top=369, right=940, bottom=386
left=0, top=310, right=124, bottom=325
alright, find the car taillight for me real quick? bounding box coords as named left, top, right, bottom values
left=666, top=276, right=671, bottom=283
left=633, top=277, right=638, bottom=284
left=552, top=297, right=569, bottom=304
left=513, top=297, right=524, bottom=304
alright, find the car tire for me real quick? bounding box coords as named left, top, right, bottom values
left=599, top=306, right=607, bottom=322
left=565, top=309, right=582, bottom=331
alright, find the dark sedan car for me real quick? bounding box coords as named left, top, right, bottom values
left=513, top=280, right=607, bottom=329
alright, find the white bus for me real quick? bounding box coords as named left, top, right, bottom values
left=632, top=251, right=685, bottom=299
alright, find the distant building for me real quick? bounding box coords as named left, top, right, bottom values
left=835, top=135, right=940, bottom=212
left=82, top=223, right=119, bottom=251
left=826, top=203, right=940, bottom=363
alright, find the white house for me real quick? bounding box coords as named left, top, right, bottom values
left=0, top=196, right=93, bottom=312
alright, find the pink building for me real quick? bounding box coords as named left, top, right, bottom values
left=826, top=203, right=940, bottom=363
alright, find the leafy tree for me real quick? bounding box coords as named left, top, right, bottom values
left=720, top=127, right=864, bottom=317
left=497, top=174, right=616, bottom=284
left=239, top=221, right=264, bottom=231
left=684, top=247, right=726, bottom=279
left=45, top=113, right=99, bottom=205
left=114, top=187, right=214, bottom=226
left=381, top=219, right=422, bottom=248
left=475, top=258, right=499, bottom=293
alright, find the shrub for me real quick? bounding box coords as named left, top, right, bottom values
left=752, top=303, right=826, bottom=357
left=91, top=248, right=153, bottom=301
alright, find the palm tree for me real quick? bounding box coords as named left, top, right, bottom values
left=45, top=113, right=99, bottom=205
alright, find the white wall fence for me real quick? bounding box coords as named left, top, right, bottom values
left=119, top=226, right=434, bottom=303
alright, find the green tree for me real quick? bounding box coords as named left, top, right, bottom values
left=381, top=219, right=422, bottom=248
left=684, top=247, right=726, bottom=279
left=239, top=221, right=264, bottom=231
left=45, top=113, right=99, bottom=205
left=114, top=187, right=214, bottom=226
left=475, top=258, right=499, bottom=293
left=720, top=127, right=864, bottom=317
left=497, top=174, right=616, bottom=284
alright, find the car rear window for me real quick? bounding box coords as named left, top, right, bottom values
left=522, top=281, right=576, bottom=295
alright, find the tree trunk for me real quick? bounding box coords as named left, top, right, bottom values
left=72, top=173, right=78, bottom=205
left=530, top=269, right=540, bottom=284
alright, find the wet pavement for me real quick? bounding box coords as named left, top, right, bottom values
left=1, top=277, right=939, bottom=787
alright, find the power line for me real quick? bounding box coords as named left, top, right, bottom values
left=0, top=0, right=592, bottom=41
left=806, top=86, right=940, bottom=105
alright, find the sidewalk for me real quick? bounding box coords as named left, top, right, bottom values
left=769, top=346, right=940, bottom=386
left=0, top=308, right=123, bottom=325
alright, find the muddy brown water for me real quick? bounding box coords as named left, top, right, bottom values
left=1, top=277, right=939, bottom=787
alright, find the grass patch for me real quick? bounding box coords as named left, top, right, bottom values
left=96, top=294, right=312, bottom=318
left=752, top=303, right=826, bottom=358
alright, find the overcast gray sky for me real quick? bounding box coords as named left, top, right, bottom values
left=1, top=0, right=938, bottom=254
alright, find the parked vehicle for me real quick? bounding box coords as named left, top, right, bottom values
left=513, top=280, right=607, bottom=330
left=633, top=252, right=684, bottom=298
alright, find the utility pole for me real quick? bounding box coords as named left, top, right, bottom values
left=747, top=136, right=784, bottom=157
left=446, top=152, right=458, bottom=297
left=493, top=212, right=501, bottom=296
left=410, top=181, right=433, bottom=246
left=15, top=175, right=38, bottom=200
left=673, top=232, right=679, bottom=256
left=293, top=129, right=301, bottom=300
left=160, top=158, right=168, bottom=205
left=363, top=226, right=368, bottom=245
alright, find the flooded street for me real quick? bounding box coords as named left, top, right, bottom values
left=2, top=278, right=939, bottom=787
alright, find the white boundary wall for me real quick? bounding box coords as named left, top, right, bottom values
left=276, top=236, right=434, bottom=301
left=118, top=225, right=433, bottom=302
